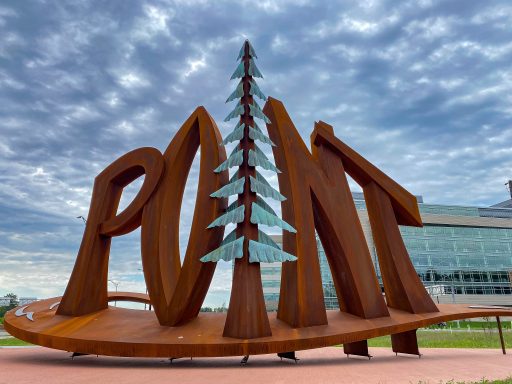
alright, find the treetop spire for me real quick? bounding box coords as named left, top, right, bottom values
left=202, top=40, right=295, bottom=265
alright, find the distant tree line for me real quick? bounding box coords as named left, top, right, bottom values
left=0, top=293, right=19, bottom=318
left=200, top=303, right=227, bottom=313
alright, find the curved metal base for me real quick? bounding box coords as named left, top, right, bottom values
left=5, top=297, right=511, bottom=358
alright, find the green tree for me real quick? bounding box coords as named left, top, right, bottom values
left=5, top=293, right=18, bottom=309
left=0, top=293, right=19, bottom=318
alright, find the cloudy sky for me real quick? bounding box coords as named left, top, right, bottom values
left=1, top=0, right=512, bottom=305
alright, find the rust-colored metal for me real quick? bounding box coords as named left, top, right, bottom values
left=6, top=94, right=507, bottom=359
left=140, top=107, right=228, bottom=326
left=363, top=181, right=438, bottom=313
left=343, top=340, right=371, bottom=359
left=57, top=107, right=228, bottom=326
left=363, top=181, right=438, bottom=355
left=6, top=300, right=511, bottom=357
left=107, top=291, right=150, bottom=305
left=392, top=329, right=421, bottom=356
left=57, top=147, right=164, bottom=316
left=263, top=98, right=388, bottom=328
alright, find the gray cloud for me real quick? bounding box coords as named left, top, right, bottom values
left=1, top=0, right=511, bottom=305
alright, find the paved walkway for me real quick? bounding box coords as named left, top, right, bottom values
left=0, top=346, right=510, bottom=384
left=0, top=325, right=10, bottom=339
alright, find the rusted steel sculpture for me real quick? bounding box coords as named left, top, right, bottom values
left=5, top=41, right=510, bottom=359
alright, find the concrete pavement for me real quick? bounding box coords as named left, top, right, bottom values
left=0, top=346, right=510, bottom=384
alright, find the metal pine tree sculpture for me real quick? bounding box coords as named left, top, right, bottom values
left=200, top=40, right=297, bottom=339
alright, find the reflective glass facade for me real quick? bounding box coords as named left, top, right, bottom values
left=400, top=226, right=512, bottom=295
left=262, top=195, right=512, bottom=310
left=261, top=265, right=281, bottom=311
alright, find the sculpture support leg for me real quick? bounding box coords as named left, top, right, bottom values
left=277, top=351, right=299, bottom=363
left=344, top=340, right=371, bottom=359
left=392, top=329, right=421, bottom=356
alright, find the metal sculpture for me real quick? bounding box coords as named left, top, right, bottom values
left=5, top=41, right=510, bottom=359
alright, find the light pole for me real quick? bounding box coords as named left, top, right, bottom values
left=76, top=216, right=87, bottom=224
left=108, top=279, right=120, bottom=307
left=137, top=268, right=150, bottom=310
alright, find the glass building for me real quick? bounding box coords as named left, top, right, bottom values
left=261, top=192, right=512, bottom=310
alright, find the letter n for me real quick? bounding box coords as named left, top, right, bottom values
left=264, top=98, right=389, bottom=327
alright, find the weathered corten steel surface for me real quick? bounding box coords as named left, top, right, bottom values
left=264, top=99, right=390, bottom=328
left=139, top=107, right=227, bottom=327
left=6, top=94, right=506, bottom=358
left=5, top=298, right=511, bottom=357
left=56, top=147, right=164, bottom=317
left=363, top=182, right=438, bottom=314
left=263, top=98, right=438, bottom=355
left=107, top=291, right=150, bottom=305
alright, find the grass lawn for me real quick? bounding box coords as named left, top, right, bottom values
left=433, top=320, right=512, bottom=331
left=0, top=338, right=33, bottom=346
left=367, top=329, right=511, bottom=349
